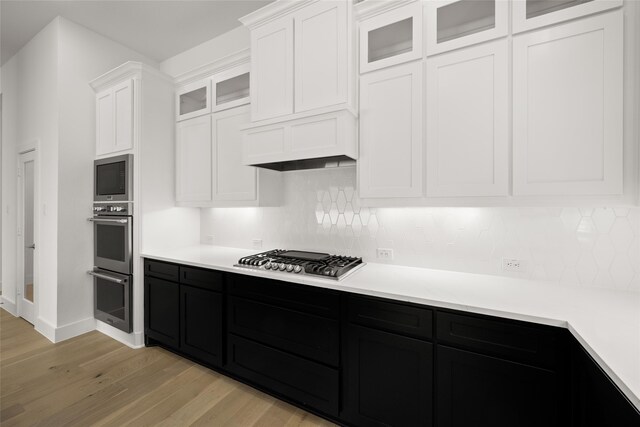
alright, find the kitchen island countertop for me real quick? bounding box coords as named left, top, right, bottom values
left=142, top=244, right=640, bottom=411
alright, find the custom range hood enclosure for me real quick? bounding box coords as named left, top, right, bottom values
left=242, top=108, right=358, bottom=171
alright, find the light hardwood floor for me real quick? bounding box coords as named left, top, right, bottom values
left=0, top=309, right=336, bottom=426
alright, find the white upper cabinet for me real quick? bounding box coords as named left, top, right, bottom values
left=212, top=105, right=257, bottom=201
left=359, top=1, right=423, bottom=73
left=359, top=61, right=423, bottom=198
left=513, top=11, right=623, bottom=196
left=512, top=0, right=622, bottom=34
left=96, top=79, right=133, bottom=156
left=425, top=0, right=508, bottom=55
left=176, top=115, right=212, bottom=202
left=176, top=79, right=211, bottom=121
left=212, top=64, right=250, bottom=113
left=426, top=39, right=508, bottom=197
left=250, top=17, right=294, bottom=122
left=294, top=0, right=349, bottom=113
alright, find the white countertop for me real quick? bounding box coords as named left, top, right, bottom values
left=142, top=245, right=640, bottom=411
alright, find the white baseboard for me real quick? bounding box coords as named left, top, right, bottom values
left=95, top=320, right=144, bottom=349
left=35, top=317, right=57, bottom=342
left=35, top=316, right=96, bottom=343
left=0, top=296, right=17, bottom=316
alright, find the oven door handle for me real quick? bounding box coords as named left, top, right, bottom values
left=87, top=218, right=129, bottom=224
left=87, top=270, right=126, bottom=283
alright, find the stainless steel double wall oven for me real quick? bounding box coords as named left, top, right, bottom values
left=89, top=154, right=133, bottom=333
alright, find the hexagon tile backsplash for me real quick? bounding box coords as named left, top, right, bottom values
left=201, top=168, right=640, bottom=292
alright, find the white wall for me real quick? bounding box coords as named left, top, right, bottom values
left=1, top=56, right=19, bottom=314
left=56, top=17, right=157, bottom=328
left=160, top=25, right=249, bottom=77
left=15, top=19, right=60, bottom=329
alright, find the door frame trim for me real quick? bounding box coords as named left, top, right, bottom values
left=17, top=142, right=39, bottom=324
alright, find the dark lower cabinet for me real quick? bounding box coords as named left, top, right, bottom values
left=227, top=334, right=340, bottom=417
left=572, top=340, right=640, bottom=427
left=144, top=276, right=180, bottom=348
left=143, top=260, right=640, bottom=427
left=343, top=324, right=433, bottom=427
left=436, top=345, right=563, bottom=427
left=180, top=285, right=223, bottom=366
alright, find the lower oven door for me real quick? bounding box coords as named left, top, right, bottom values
left=89, top=268, right=132, bottom=333
left=92, top=216, right=132, bottom=275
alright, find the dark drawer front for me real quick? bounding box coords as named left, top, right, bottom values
left=228, top=296, right=339, bottom=366
left=348, top=295, right=433, bottom=340
left=227, top=274, right=339, bottom=319
left=180, top=265, right=223, bottom=292
left=437, top=312, right=562, bottom=369
left=227, top=334, right=339, bottom=417
left=144, top=259, right=179, bottom=282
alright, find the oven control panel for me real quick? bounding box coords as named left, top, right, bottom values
left=92, top=202, right=132, bottom=216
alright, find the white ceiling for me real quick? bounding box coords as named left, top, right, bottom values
left=1, top=0, right=273, bottom=66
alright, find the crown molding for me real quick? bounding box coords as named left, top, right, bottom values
left=174, top=49, right=250, bottom=87
left=90, top=61, right=172, bottom=92
left=239, top=0, right=318, bottom=28
left=354, top=0, right=418, bottom=20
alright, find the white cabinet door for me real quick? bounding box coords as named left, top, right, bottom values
left=359, top=1, right=423, bottom=74
left=112, top=79, right=133, bottom=153
left=294, top=0, right=348, bottom=112
left=251, top=18, right=294, bottom=122
left=96, top=79, right=133, bottom=156
left=513, top=11, right=623, bottom=195
left=176, top=79, right=212, bottom=121
left=512, top=0, right=622, bottom=34
left=176, top=115, right=212, bottom=202
left=426, top=39, right=508, bottom=197
left=96, top=89, right=114, bottom=156
left=425, top=0, right=508, bottom=56
left=212, top=105, right=257, bottom=201
left=359, top=62, right=423, bottom=198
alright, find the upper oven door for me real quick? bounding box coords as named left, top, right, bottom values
left=92, top=216, right=133, bottom=275
left=94, top=154, right=133, bottom=201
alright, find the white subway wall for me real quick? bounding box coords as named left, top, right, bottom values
left=201, top=167, right=640, bottom=292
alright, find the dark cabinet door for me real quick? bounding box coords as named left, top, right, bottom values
left=180, top=285, right=223, bottom=367
left=343, top=325, right=433, bottom=427
left=572, top=341, right=640, bottom=427
left=144, top=276, right=179, bottom=348
left=436, top=345, right=562, bottom=427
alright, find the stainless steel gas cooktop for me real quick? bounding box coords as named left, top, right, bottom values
left=234, top=249, right=365, bottom=281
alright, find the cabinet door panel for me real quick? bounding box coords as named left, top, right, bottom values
left=176, top=115, right=212, bottom=202
left=181, top=285, right=222, bottom=367
left=294, top=0, right=347, bottom=112
left=96, top=90, right=114, bottom=156
left=251, top=18, right=294, bottom=121
left=343, top=325, right=433, bottom=427
left=227, top=334, right=339, bottom=417
left=359, top=62, right=423, bottom=198
left=513, top=11, right=623, bottom=195
left=437, top=345, right=562, bottom=427
left=426, top=39, right=508, bottom=196
left=228, top=296, right=339, bottom=366
left=212, top=105, right=256, bottom=201
left=512, top=0, right=622, bottom=34
left=144, top=276, right=179, bottom=348
left=113, top=79, right=133, bottom=152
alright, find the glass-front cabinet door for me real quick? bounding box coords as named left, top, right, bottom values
left=176, top=79, right=212, bottom=121
left=426, top=0, right=508, bottom=56
left=211, top=63, right=250, bottom=113
left=512, top=0, right=622, bottom=33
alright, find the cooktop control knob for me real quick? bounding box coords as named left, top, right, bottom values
left=286, top=264, right=294, bottom=272
left=264, top=262, right=271, bottom=269
left=294, top=265, right=302, bottom=273
left=279, top=263, right=286, bottom=271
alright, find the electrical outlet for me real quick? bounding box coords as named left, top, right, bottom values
left=205, top=235, right=215, bottom=244
left=376, top=248, right=394, bottom=260
left=502, top=258, right=526, bottom=273
left=252, top=239, right=263, bottom=249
